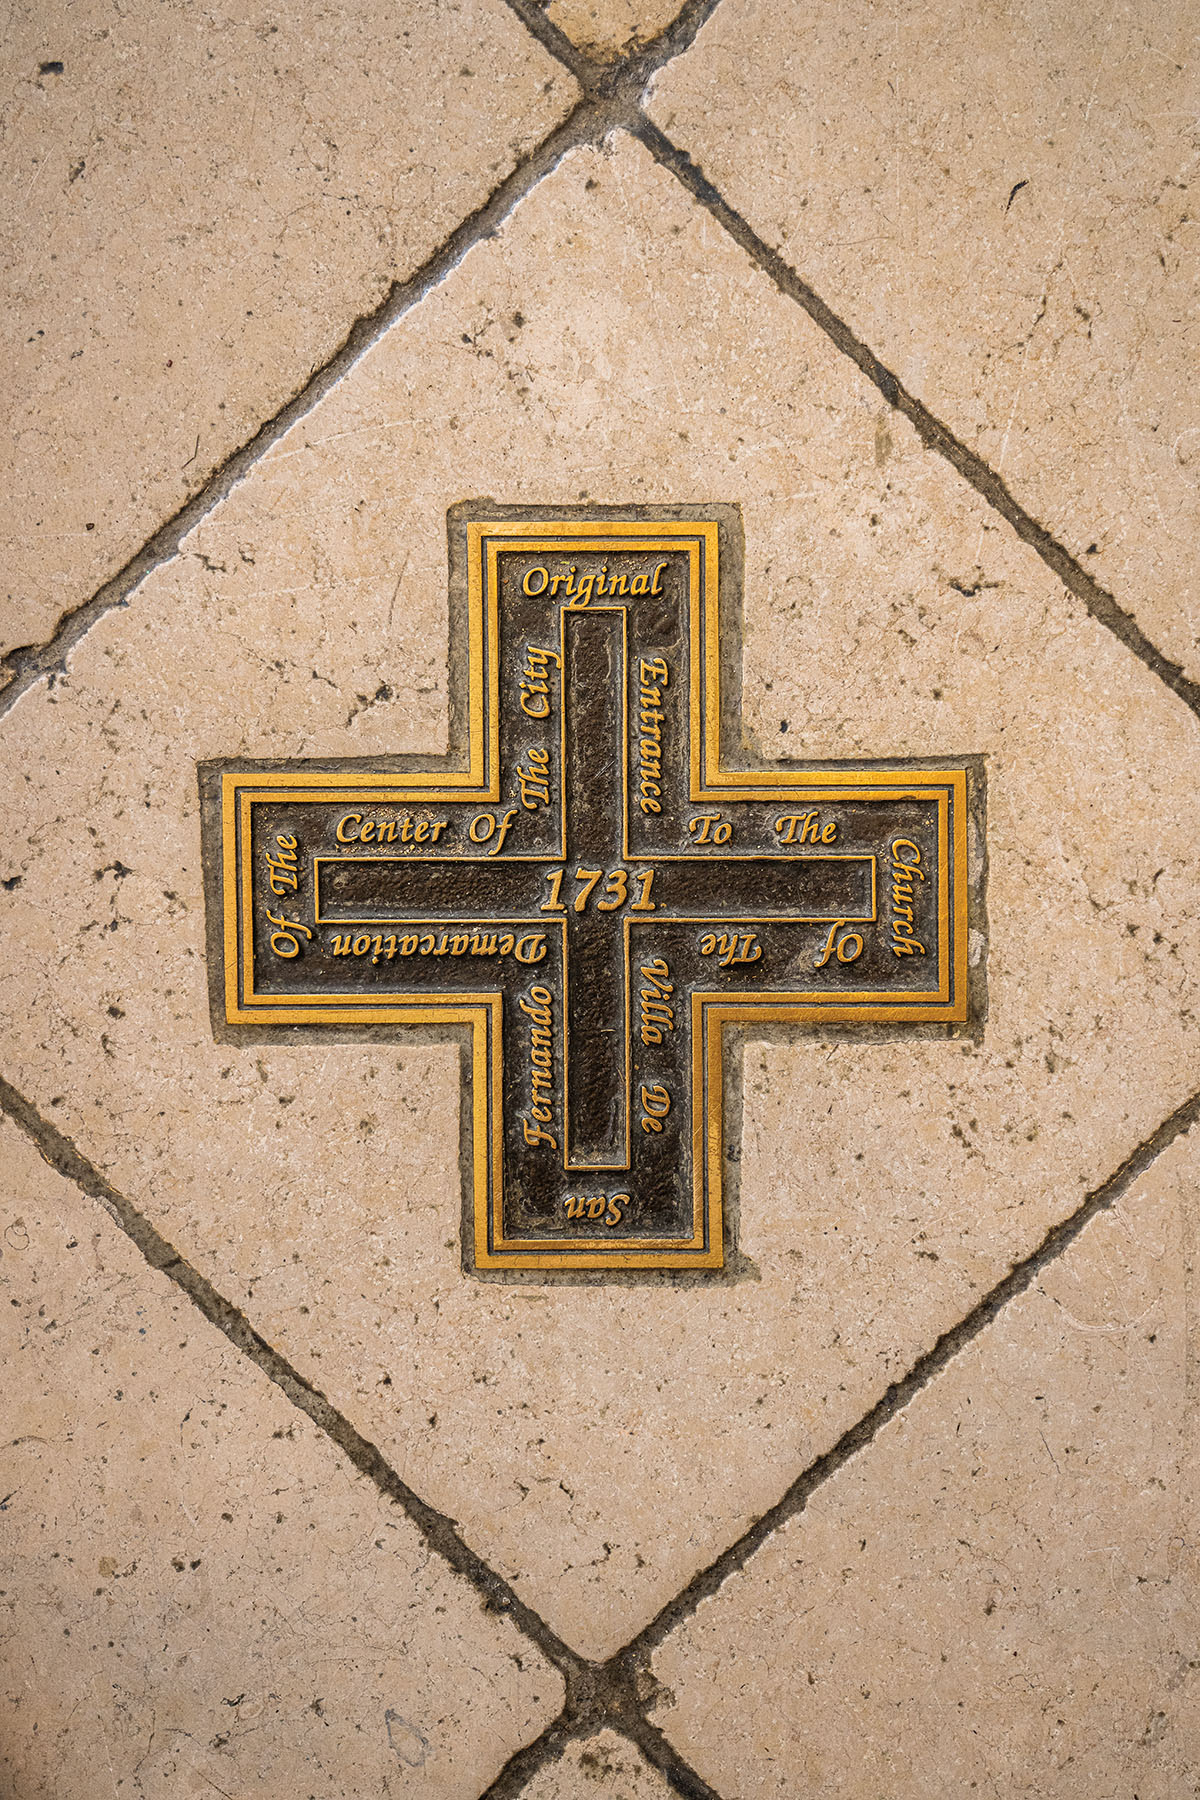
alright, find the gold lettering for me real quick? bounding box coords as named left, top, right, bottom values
left=334, top=812, right=443, bottom=846
left=516, top=754, right=552, bottom=811
left=562, top=1193, right=630, bottom=1227
left=889, top=840, right=927, bottom=958
left=264, top=831, right=300, bottom=896
left=469, top=809, right=517, bottom=854
left=698, top=929, right=762, bottom=967
left=636, top=657, right=671, bottom=815
left=520, top=643, right=560, bottom=718
left=773, top=810, right=830, bottom=845
left=520, top=982, right=557, bottom=1149
left=639, top=1083, right=671, bottom=1135
left=265, top=908, right=311, bottom=958
left=814, top=920, right=864, bottom=969
left=639, top=958, right=675, bottom=1046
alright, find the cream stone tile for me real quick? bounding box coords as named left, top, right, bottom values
left=545, top=0, right=682, bottom=59
left=524, top=1731, right=676, bottom=1797
left=650, top=1130, right=1200, bottom=1800
left=3, top=133, right=1200, bottom=1660
left=0, top=0, right=576, bottom=664
left=0, top=1116, right=562, bottom=1799
left=649, top=0, right=1200, bottom=681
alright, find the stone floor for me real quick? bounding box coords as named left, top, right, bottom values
left=2, top=2, right=1198, bottom=1795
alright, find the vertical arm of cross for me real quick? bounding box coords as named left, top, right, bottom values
left=559, top=605, right=630, bottom=1171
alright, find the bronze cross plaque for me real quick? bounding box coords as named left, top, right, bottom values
left=203, top=507, right=976, bottom=1273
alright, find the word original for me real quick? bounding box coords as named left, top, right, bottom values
left=522, top=562, right=667, bottom=604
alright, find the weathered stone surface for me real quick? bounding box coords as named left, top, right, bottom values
left=523, top=1732, right=676, bottom=1798
left=0, top=0, right=576, bottom=663
left=0, top=1117, right=562, bottom=1798
left=546, top=0, right=682, bottom=59
left=3, top=133, right=1197, bottom=1670
left=649, top=0, right=1200, bottom=681
left=651, top=1131, right=1200, bottom=1799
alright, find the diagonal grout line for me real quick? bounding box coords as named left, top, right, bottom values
left=616, top=1078, right=1200, bottom=1665
left=11, top=1075, right=1196, bottom=1800
left=630, top=114, right=1200, bottom=724
left=5, top=5, right=1196, bottom=1791
left=500, top=0, right=728, bottom=98
left=0, top=95, right=600, bottom=722
left=0, top=1067, right=729, bottom=1798
left=0, top=0, right=727, bottom=729
left=459, top=1082, right=1200, bottom=1797
left=475, top=1717, right=585, bottom=1799
left=477, top=1716, right=723, bottom=1800
left=0, top=1073, right=580, bottom=1683
left=499, top=0, right=599, bottom=83
left=622, top=1713, right=728, bottom=1800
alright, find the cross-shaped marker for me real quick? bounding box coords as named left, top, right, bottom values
left=207, top=509, right=974, bottom=1271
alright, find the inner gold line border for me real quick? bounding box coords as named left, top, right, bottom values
left=220, top=517, right=974, bottom=1269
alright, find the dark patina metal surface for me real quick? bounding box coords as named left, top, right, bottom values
left=203, top=506, right=980, bottom=1273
